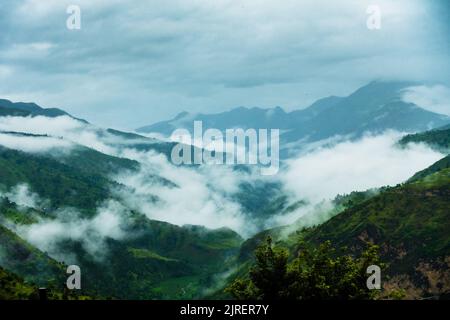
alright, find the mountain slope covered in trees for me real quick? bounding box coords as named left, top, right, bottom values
left=224, top=129, right=450, bottom=299
left=1, top=94, right=449, bottom=300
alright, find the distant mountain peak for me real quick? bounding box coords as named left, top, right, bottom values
left=173, top=111, right=190, bottom=120
left=0, top=98, right=87, bottom=123
left=136, top=81, right=450, bottom=156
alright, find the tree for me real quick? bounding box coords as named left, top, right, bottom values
left=226, top=237, right=382, bottom=300
left=227, top=237, right=289, bottom=300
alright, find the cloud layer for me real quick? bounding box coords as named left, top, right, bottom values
left=282, top=132, right=444, bottom=203
left=0, top=0, right=448, bottom=128
left=0, top=184, right=47, bottom=209
left=13, top=200, right=130, bottom=263
left=0, top=115, right=445, bottom=242
left=273, top=132, right=445, bottom=227
left=113, top=149, right=253, bottom=235
left=402, top=85, right=450, bottom=116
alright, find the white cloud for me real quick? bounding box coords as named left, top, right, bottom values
left=0, top=184, right=47, bottom=209
left=0, top=115, right=446, bottom=242
left=114, top=131, right=445, bottom=237
left=281, top=131, right=444, bottom=203
left=0, top=132, right=73, bottom=153
left=0, top=115, right=260, bottom=237
left=257, top=131, right=445, bottom=229
left=0, top=65, right=13, bottom=78
left=402, top=85, right=450, bottom=116
left=14, top=200, right=129, bottom=262
left=17, top=0, right=66, bottom=18
left=0, top=116, right=116, bottom=154
left=1, top=0, right=448, bottom=128
left=0, top=42, right=55, bottom=60
left=0, top=115, right=83, bottom=134
left=113, top=149, right=254, bottom=235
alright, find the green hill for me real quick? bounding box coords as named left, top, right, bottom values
left=0, top=266, right=39, bottom=300
left=2, top=120, right=449, bottom=300
left=301, top=167, right=450, bottom=297
left=0, top=135, right=244, bottom=299
left=0, top=208, right=243, bottom=299
left=0, top=146, right=113, bottom=212
left=0, top=223, right=65, bottom=287
left=0, top=194, right=243, bottom=299
left=0, top=142, right=243, bottom=299
left=0, top=265, right=99, bottom=300
left=229, top=153, right=450, bottom=299
left=399, top=125, right=450, bottom=152
left=73, top=216, right=243, bottom=299
left=408, top=155, right=450, bottom=182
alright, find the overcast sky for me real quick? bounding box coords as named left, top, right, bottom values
left=0, top=0, right=449, bottom=129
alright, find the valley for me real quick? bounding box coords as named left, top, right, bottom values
left=0, top=81, right=449, bottom=300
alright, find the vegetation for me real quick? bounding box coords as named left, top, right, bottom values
left=0, top=223, right=65, bottom=287
left=0, top=146, right=112, bottom=211
left=0, top=202, right=243, bottom=299
left=1, top=123, right=449, bottom=300
left=228, top=155, right=450, bottom=299
left=69, top=217, right=243, bottom=299
left=0, top=266, right=97, bottom=300
left=408, top=155, right=450, bottom=182
left=227, top=237, right=382, bottom=300
left=0, top=266, right=37, bottom=300
left=0, top=140, right=244, bottom=299
left=56, top=145, right=139, bottom=177
left=399, top=126, right=450, bottom=152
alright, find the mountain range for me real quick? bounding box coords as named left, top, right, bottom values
left=137, top=81, right=450, bottom=156
left=0, top=81, right=449, bottom=299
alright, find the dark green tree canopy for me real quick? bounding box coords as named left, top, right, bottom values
left=227, top=237, right=382, bottom=300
